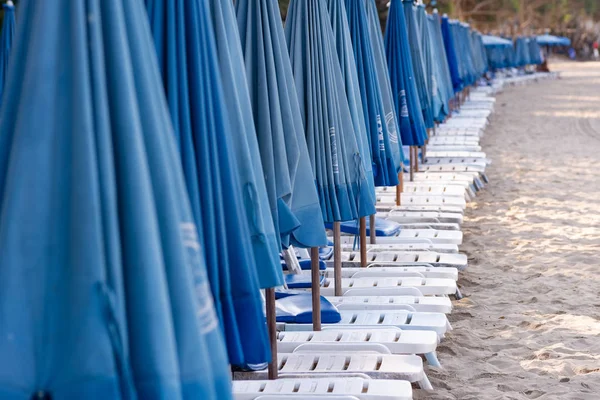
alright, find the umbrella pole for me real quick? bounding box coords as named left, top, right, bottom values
left=311, top=247, right=321, bottom=331
left=369, top=214, right=376, bottom=244
left=396, top=171, right=403, bottom=206
left=359, top=217, right=367, bottom=268
left=409, top=146, right=415, bottom=182
left=333, top=222, right=342, bottom=297
left=266, top=288, right=278, bottom=380
left=414, top=146, right=419, bottom=172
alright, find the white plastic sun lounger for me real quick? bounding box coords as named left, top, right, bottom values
left=334, top=229, right=462, bottom=245
left=428, top=136, right=481, bottom=145
left=425, top=150, right=487, bottom=160
left=376, top=209, right=464, bottom=225
left=336, top=251, right=468, bottom=270
left=317, top=277, right=456, bottom=297
left=426, top=144, right=482, bottom=152
left=282, top=309, right=450, bottom=339
left=421, top=158, right=488, bottom=170
left=377, top=184, right=467, bottom=198
left=452, top=109, right=491, bottom=119
left=336, top=242, right=459, bottom=253
left=277, top=329, right=441, bottom=367
left=233, top=377, right=413, bottom=400
left=328, top=295, right=452, bottom=314
left=238, top=353, right=430, bottom=389
left=377, top=194, right=467, bottom=211
left=326, top=266, right=458, bottom=280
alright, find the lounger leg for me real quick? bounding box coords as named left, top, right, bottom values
left=425, top=352, right=441, bottom=368
left=454, top=288, right=463, bottom=300
left=418, top=373, right=434, bottom=391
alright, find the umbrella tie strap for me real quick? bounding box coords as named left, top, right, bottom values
left=97, top=283, right=137, bottom=399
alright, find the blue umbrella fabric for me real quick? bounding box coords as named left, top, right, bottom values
left=146, top=0, right=272, bottom=367
left=286, top=0, right=375, bottom=222
left=342, top=0, right=400, bottom=187
left=384, top=0, right=427, bottom=147
left=441, top=14, right=462, bottom=93
left=325, top=0, right=376, bottom=200
left=0, top=0, right=232, bottom=398
left=206, top=0, right=283, bottom=289
left=536, top=34, right=570, bottom=47
left=236, top=0, right=328, bottom=248
left=528, top=37, right=543, bottom=65
left=364, top=0, right=405, bottom=167
left=428, top=11, right=454, bottom=114
left=514, top=37, right=531, bottom=67
left=402, top=0, right=434, bottom=130
left=0, top=0, right=15, bottom=102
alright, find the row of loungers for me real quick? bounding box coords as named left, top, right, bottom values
left=233, top=73, right=554, bottom=400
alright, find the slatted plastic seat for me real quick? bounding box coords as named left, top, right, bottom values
left=328, top=295, right=452, bottom=314
left=426, top=144, right=482, bottom=152
left=329, top=266, right=458, bottom=280
left=378, top=194, right=467, bottom=209
left=337, top=242, right=459, bottom=253
left=277, top=329, right=439, bottom=366
left=337, top=251, right=468, bottom=270
left=233, top=378, right=413, bottom=400
left=419, top=164, right=486, bottom=174
left=319, top=277, right=456, bottom=296
left=334, top=228, right=462, bottom=244
left=378, top=209, right=463, bottom=224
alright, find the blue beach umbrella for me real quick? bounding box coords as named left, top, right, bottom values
left=364, top=0, right=405, bottom=167
left=514, top=37, right=531, bottom=67
left=403, top=0, right=434, bottom=130
left=0, top=0, right=232, bottom=398
left=536, top=34, right=570, bottom=47
left=0, top=0, right=15, bottom=101
left=206, top=0, right=283, bottom=289
left=146, top=0, right=271, bottom=367
left=528, top=37, right=543, bottom=65
left=441, top=14, right=462, bottom=93
left=236, top=0, right=328, bottom=248
left=325, top=0, right=376, bottom=200
left=428, top=11, right=454, bottom=113
left=384, top=0, right=427, bottom=147
left=286, top=0, right=375, bottom=222
left=341, top=0, right=399, bottom=187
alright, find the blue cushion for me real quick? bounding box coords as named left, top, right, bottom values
left=284, top=273, right=327, bottom=289
left=281, top=259, right=326, bottom=271
left=319, top=246, right=334, bottom=260
left=325, top=218, right=401, bottom=237
left=276, top=293, right=341, bottom=323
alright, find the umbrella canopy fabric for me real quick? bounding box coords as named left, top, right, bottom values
left=428, top=12, right=454, bottom=113
left=514, top=37, right=531, bottom=67
left=537, top=34, right=570, bottom=47
left=325, top=0, right=376, bottom=200
left=0, top=0, right=232, bottom=398
left=0, top=1, right=15, bottom=102
left=528, top=37, right=543, bottom=65
left=286, top=0, right=375, bottom=222
left=441, top=14, right=462, bottom=93
left=146, top=0, right=271, bottom=367
left=384, top=0, right=427, bottom=147
left=364, top=0, right=405, bottom=167
left=482, top=34, right=513, bottom=48
left=236, top=0, right=328, bottom=247
left=341, top=0, right=400, bottom=187
left=403, top=0, right=433, bottom=130
left=205, top=0, right=283, bottom=289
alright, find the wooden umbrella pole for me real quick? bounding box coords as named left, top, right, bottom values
left=333, top=222, right=342, bottom=297
left=266, top=288, right=278, bottom=380
left=369, top=214, right=376, bottom=244
left=311, top=247, right=321, bottom=331
left=396, top=171, right=403, bottom=206
left=414, top=146, right=419, bottom=172
left=409, top=146, right=414, bottom=182
left=359, top=216, right=367, bottom=268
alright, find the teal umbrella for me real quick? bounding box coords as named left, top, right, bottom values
left=0, top=0, right=232, bottom=398
left=236, top=0, right=328, bottom=248
left=146, top=0, right=272, bottom=368
left=286, top=0, right=375, bottom=222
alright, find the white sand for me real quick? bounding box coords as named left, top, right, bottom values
left=418, top=62, right=600, bottom=399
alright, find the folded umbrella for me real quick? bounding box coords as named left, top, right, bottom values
left=428, top=12, right=455, bottom=109
left=0, top=0, right=232, bottom=398
left=0, top=0, right=15, bottom=102
left=206, top=0, right=283, bottom=289
left=286, top=0, right=375, bottom=222
left=146, top=0, right=271, bottom=367
left=384, top=0, right=427, bottom=147
left=236, top=0, right=328, bottom=248
left=441, top=14, right=462, bottom=93
left=339, top=0, right=399, bottom=187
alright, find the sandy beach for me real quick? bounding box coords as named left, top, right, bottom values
left=419, top=62, right=600, bottom=399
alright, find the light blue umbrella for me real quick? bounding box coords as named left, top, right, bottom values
left=146, top=0, right=272, bottom=368
left=537, top=34, right=570, bottom=47
left=403, top=0, right=434, bottom=130
left=441, top=14, right=462, bottom=93
left=0, top=0, right=15, bottom=101
left=0, top=0, right=232, bottom=398
left=514, top=36, right=530, bottom=67
left=206, top=0, right=283, bottom=289
left=286, top=0, right=375, bottom=223
left=427, top=11, right=454, bottom=117
left=528, top=36, right=543, bottom=65
left=236, top=0, right=328, bottom=248
left=325, top=0, right=376, bottom=200
left=364, top=0, right=405, bottom=167
left=384, top=0, right=427, bottom=147
left=341, top=0, right=400, bottom=187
